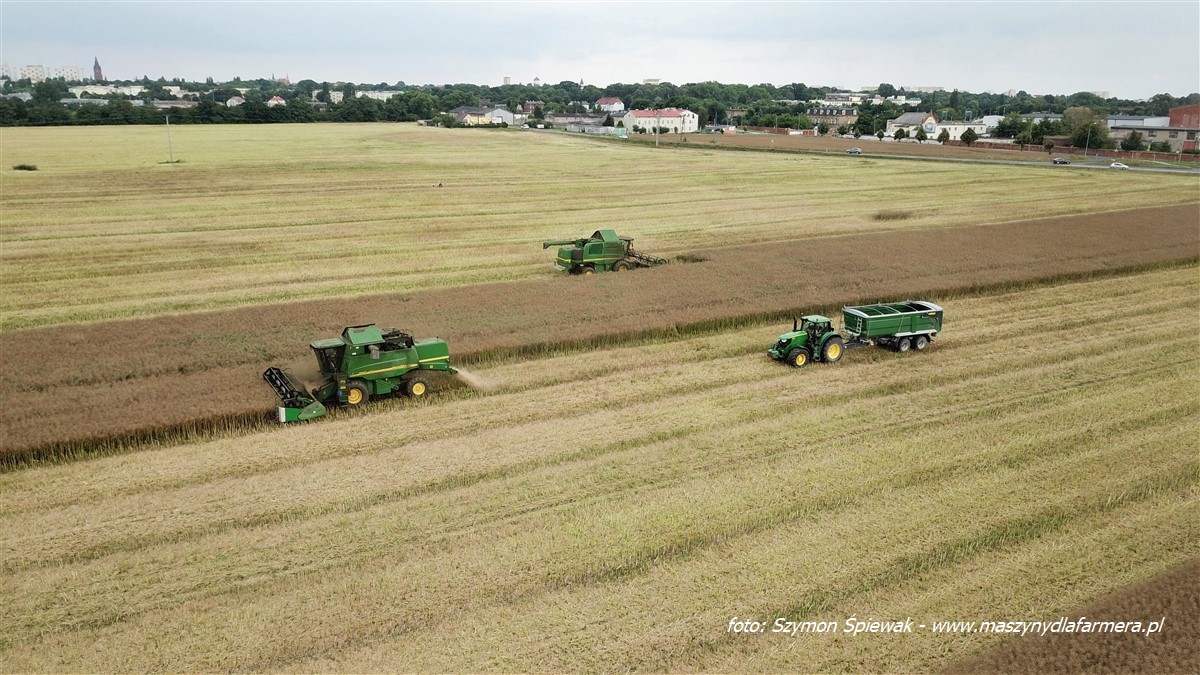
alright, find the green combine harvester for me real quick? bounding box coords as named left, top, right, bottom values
left=543, top=229, right=668, bottom=274
left=263, top=324, right=456, bottom=422
left=769, top=301, right=944, bottom=367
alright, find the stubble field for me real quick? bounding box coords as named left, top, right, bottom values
left=1, top=123, right=1198, bottom=671
left=1, top=265, right=1196, bottom=671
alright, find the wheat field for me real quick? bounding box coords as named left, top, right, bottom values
left=3, top=124, right=1197, bottom=328
left=2, top=264, right=1195, bottom=672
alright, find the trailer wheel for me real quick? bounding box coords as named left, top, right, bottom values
left=613, top=261, right=630, bottom=272
left=822, top=337, right=844, bottom=363
left=346, top=381, right=370, bottom=407
left=897, top=337, right=912, bottom=353
left=914, top=335, right=929, bottom=351
left=786, top=349, right=809, bottom=367
left=404, top=376, right=430, bottom=398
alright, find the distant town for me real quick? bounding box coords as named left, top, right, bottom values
left=2, top=58, right=1197, bottom=153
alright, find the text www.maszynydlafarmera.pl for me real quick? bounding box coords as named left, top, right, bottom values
left=727, top=615, right=1166, bottom=637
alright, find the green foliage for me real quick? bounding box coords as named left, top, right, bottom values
left=1120, top=131, right=1147, bottom=151
left=1070, top=121, right=1111, bottom=150
left=817, top=121, right=830, bottom=135
left=893, top=128, right=908, bottom=140
left=914, top=127, right=928, bottom=143
left=12, top=164, right=37, bottom=170
left=1148, top=141, right=1173, bottom=152
left=876, top=129, right=885, bottom=141
left=1044, top=141, right=1055, bottom=153
left=937, top=128, right=951, bottom=143
left=960, top=128, right=979, bottom=146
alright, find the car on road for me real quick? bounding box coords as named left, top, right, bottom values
left=846, top=147, right=862, bottom=154
left=1052, top=157, right=1071, bottom=165
left=1110, top=162, right=1129, bottom=169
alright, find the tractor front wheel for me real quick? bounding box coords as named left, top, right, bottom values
left=914, top=335, right=929, bottom=351
left=822, top=336, right=844, bottom=363
left=346, top=381, right=370, bottom=407
left=786, top=348, right=809, bottom=368
left=404, top=375, right=430, bottom=398
left=897, top=337, right=912, bottom=353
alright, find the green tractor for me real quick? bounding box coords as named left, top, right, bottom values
left=767, top=315, right=847, bottom=367
left=263, top=324, right=456, bottom=422
left=543, top=229, right=668, bottom=274
left=768, top=301, right=944, bottom=367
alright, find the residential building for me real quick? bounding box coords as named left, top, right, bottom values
left=0, top=63, right=14, bottom=80
left=806, top=107, right=858, bottom=127
left=360, top=90, right=402, bottom=101
left=448, top=106, right=514, bottom=125
left=620, top=108, right=700, bottom=133
left=596, top=96, right=625, bottom=113
left=936, top=121, right=989, bottom=141
left=1111, top=125, right=1196, bottom=152
left=1105, top=115, right=1170, bottom=129
left=886, top=112, right=938, bottom=136
left=53, top=65, right=83, bottom=80
left=522, top=100, right=545, bottom=113
left=266, top=96, right=287, bottom=107
left=226, top=96, right=245, bottom=107
left=20, top=65, right=47, bottom=82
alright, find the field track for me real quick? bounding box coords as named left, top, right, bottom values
left=2, top=203, right=1197, bottom=463
left=0, top=265, right=1195, bottom=671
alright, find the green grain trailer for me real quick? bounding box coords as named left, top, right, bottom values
left=263, top=324, right=456, bottom=422
left=768, top=301, right=943, bottom=367
left=542, top=229, right=668, bottom=274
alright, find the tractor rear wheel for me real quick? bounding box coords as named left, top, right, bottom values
left=346, top=381, right=370, bottom=407
left=914, top=335, right=929, bottom=351
left=613, top=261, right=630, bottom=272
left=897, top=337, right=912, bottom=353
left=822, top=336, right=844, bottom=363
left=786, top=348, right=809, bottom=368
left=404, top=375, right=430, bottom=398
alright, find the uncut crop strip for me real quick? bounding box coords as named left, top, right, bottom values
left=3, top=124, right=1197, bottom=328
left=0, top=266, right=1196, bottom=671
left=1, top=204, right=1197, bottom=464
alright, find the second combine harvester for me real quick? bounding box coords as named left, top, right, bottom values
left=543, top=230, right=668, bottom=274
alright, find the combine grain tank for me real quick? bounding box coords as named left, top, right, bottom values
left=768, top=301, right=943, bottom=367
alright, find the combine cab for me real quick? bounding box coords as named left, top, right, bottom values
left=542, top=229, right=668, bottom=274
left=263, top=324, right=456, bottom=422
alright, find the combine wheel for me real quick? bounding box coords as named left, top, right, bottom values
left=581, top=266, right=595, bottom=276
left=613, top=260, right=631, bottom=272
left=786, top=348, right=809, bottom=368
left=897, top=337, right=912, bottom=353
left=914, top=335, right=929, bottom=351
left=822, top=336, right=844, bottom=363
left=346, top=381, right=370, bottom=407
left=404, top=375, right=430, bottom=399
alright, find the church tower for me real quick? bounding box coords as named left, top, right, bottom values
left=93, top=57, right=104, bottom=81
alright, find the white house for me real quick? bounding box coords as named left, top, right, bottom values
left=935, top=121, right=989, bottom=141
left=596, top=96, right=625, bottom=113
left=886, top=112, right=938, bottom=136
left=620, top=108, right=700, bottom=133
left=266, top=96, right=287, bottom=107
left=226, top=96, right=245, bottom=107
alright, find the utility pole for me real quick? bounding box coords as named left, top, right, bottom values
left=165, top=114, right=174, bottom=162
left=1084, top=124, right=1092, bottom=157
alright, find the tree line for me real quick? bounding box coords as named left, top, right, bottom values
left=1, top=75, right=1196, bottom=129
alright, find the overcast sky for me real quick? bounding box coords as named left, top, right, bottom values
left=3, top=1, right=1198, bottom=99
